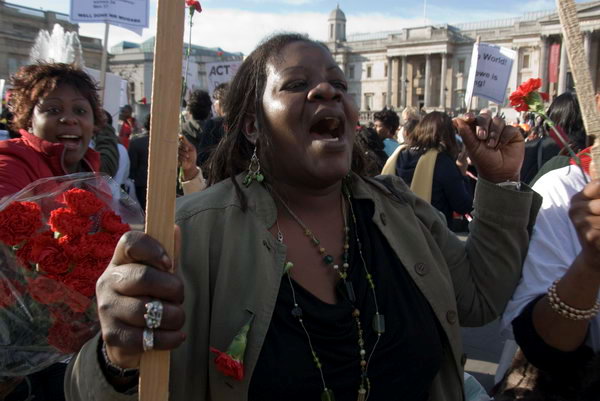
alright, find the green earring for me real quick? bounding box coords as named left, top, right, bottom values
left=243, top=147, right=264, bottom=187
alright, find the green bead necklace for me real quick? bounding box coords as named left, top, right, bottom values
left=274, top=185, right=384, bottom=401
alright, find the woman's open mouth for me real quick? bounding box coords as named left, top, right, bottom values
left=310, top=117, right=343, bottom=142
left=56, top=135, right=82, bottom=150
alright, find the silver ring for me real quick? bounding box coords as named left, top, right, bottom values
left=144, top=300, right=163, bottom=329
left=142, top=328, right=154, bottom=352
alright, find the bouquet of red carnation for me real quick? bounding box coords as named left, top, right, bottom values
left=0, top=173, right=144, bottom=378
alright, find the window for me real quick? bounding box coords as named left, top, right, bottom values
left=458, top=59, right=465, bottom=74
left=348, top=65, right=355, bottom=80
left=382, top=92, right=387, bottom=106
left=418, top=63, right=425, bottom=76
left=384, top=63, right=388, bottom=77
left=329, top=24, right=333, bottom=38
left=367, top=65, right=372, bottom=78
left=522, top=54, right=530, bottom=69
left=364, top=93, right=374, bottom=110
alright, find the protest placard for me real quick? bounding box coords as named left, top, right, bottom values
left=206, top=61, right=242, bottom=98
left=465, top=42, right=516, bottom=107
left=69, top=0, right=149, bottom=34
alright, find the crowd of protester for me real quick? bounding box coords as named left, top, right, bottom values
left=0, top=31, right=598, bottom=401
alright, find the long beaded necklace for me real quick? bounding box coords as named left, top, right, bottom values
left=272, top=185, right=385, bottom=401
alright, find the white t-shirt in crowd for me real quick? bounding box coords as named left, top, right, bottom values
left=500, top=164, right=600, bottom=351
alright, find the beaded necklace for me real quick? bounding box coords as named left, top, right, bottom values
left=272, top=185, right=385, bottom=401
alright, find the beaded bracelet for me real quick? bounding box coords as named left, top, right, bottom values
left=547, top=280, right=600, bottom=321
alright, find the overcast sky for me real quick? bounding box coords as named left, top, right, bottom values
left=14, top=0, right=587, bottom=55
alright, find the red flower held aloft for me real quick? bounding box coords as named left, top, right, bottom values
left=49, top=208, right=92, bottom=238
left=210, top=347, right=244, bottom=381
left=47, top=318, right=95, bottom=354
left=28, top=276, right=66, bottom=305
left=509, top=78, right=548, bottom=113
left=61, top=188, right=105, bottom=217
left=186, top=0, right=202, bottom=13
left=0, top=201, right=43, bottom=246
left=0, top=279, right=23, bottom=308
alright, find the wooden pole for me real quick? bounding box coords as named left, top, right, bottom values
left=138, top=0, right=185, bottom=399
left=465, top=36, right=481, bottom=114
left=556, top=0, right=600, bottom=178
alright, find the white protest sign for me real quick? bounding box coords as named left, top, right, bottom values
left=69, top=0, right=149, bottom=35
left=206, top=61, right=242, bottom=98
left=465, top=42, right=516, bottom=107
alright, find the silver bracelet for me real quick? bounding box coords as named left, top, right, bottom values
left=100, top=341, right=139, bottom=378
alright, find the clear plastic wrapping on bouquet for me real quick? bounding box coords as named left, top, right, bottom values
left=0, top=173, right=144, bottom=377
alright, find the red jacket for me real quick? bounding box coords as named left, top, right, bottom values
left=0, top=130, right=100, bottom=199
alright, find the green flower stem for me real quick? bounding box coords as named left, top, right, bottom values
left=226, top=314, right=254, bottom=362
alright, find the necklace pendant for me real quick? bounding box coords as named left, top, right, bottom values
left=357, top=388, right=367, bottom=401
left=321, top=388, right=335, bottom=401
left=345, top=280, right=356, bottom=303
left=372, top=313, right=385, bottom=334
left=277, top=231, right=284, bottom=243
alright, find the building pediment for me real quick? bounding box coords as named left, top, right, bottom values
left=539, top=1, right=600, bottom=24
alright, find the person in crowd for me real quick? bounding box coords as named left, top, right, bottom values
left=66, top=33, right=538, bottom=401
left=395, top=111, right=474, bottom=226
left=0, top=62, right=102, bottom=400
left=519, top=95, right=576, bottom=184
left=398, top=106, right=420, bottom=143
left=117, top=105, right=139, bottom=149
left=212, top=82, right=229, bottom=118
left=373, top=108, right=400, bottom=156
left=497, top=145, right=599, bottom=399
left=128, top=114, right=151, bottom=210
left=199, top=85, right=229, bottom=174
left=179, top=134, right=207, bottom=194
left=380, top=118, right=419, bottom=175
left=93, top=110, right=120, bottom=178
left=181, top=89, right=212, bottom=155
left=529, top=92, right=587, bottom=185
left=355, top=125, right=388, bottom=176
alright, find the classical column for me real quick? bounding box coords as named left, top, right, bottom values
left=386, top=57, right=392, bottom=107
left=584, top=31, right=592, bottom=64
left=539, top=36, right=549, bottom=93
left=400, top=56, right=407, bottom=108
left=424, top=54, right=431, bottom=108
left=439, top=53, right=447, bottom=109
left=558, top=37, right=568, bottom=94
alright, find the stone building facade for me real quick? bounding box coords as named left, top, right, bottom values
left=327, top=2, right=600, bottom=119
left=0, top=0, right=102, bottom=83
left=109, top=38, right=243, bottom=103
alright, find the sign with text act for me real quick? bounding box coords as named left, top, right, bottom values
left=465, top=43, right=516, bottom=107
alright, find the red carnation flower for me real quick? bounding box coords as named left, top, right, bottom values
left=517, top=78, right=542, bottom=95
left=186, top=0, right=202, bottom=13
left=61, top=188, right=105, bottom=217
left=509, top=89, right=529, bottom=112
left=49, top=208, right=92, bottom=238
left=100, top=211, right=130, bottom=236
left=62, top=264, right=103, bottom=298
left=28, top=276, right=65, bottom=304
left=0, top=201, right=43, bottom=246
left=210, top=347, right=244, bottom=381
left=29, top=235, right=71, bottom=276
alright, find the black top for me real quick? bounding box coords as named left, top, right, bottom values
left=249, top=198, right=442, bottom=401
left=520, top=136, right=560, bottom=184
left=127, top=133, right=149, bottom=187
left=396, top=148, right=473, bottom=225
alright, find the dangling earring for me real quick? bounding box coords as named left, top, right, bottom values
left=243, top=146, right=264, bottom=187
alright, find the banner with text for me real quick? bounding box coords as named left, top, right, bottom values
left=69, top=0, right=149, bottom=35
left=465, top=42, right=516, bottom=107
left=206, top=61, right=242, bottom=98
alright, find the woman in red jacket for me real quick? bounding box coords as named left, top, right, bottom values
left=0, top=63, right=103, bottom=199
left=0, top=63, right=103, bottom=400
